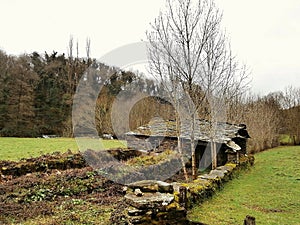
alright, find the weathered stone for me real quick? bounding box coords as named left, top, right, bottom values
left=127, top=207, right=148, bottom=216
left=171, top=182, right=181, bottom=193
left=125, top=192, right=174, bottom=210
left=199, top=168, right=230, bottom=180
left=134, top=188, right=144, bottom=196
left=194, top=178, right=211, bottom=187
left=198, top=173, right=218, bottom=180
left=112, top=156, right=254, bottom=225
left=209, top=169, right=226, bottom=179
left=217, top=164, right=236, bottom=172
left=122, top=186, right=128, bottom=194
left=128, top=180, right=173, bottom=193
left=129, top=215, right=149, bottom=224
left=157, top=181, right=174, bottom=193
left=130, top=181, right=158, bottom=192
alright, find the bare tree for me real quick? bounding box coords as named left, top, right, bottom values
left=147, top=0, right=249, bottom=177
left=86, top=37, right=91, bottom=63
left=282, top=86, right=300, bottom=145
left=67, top=35, right=74, bottom=60
left=76, top=39, right=79, bottom=59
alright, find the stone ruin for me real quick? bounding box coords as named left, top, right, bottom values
left=110, top=155, right=254, bottom=225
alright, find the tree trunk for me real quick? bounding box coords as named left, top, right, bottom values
left=178, top=136, right=189, bottom=181
left=211, top=141, right=217, bottom=169
left=176, top=111, right=188, bottom=181
left=191, top=115, right=197, bottom=179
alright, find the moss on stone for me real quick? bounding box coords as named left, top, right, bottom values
left=165, top=202, right=180, bottom=211
left=173, top=191, right=180, bottom=202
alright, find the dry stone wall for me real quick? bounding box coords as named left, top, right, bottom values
left=110, top=155, right=255, bottom=225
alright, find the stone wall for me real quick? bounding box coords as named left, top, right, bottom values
left=125, top=135, right=178, bottom=152
left=126, top=135, right=233, bottom=169
left=110, top=155, right=254, bottom=225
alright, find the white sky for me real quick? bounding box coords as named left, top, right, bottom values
left=1, top=0, right=300, bottom=95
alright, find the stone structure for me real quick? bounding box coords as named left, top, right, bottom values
left=110, top=155, right=255, bottom=224
left=125, top=118, right=250, bottom=168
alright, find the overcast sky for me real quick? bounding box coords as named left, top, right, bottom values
left=1, top=0, right=300, bottom=95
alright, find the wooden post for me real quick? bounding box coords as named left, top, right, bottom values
left=244, top=215, right=255, bottom=225
left=179, top=186, right=187, bottom=208
left=236, top=152, right=240, bottom=164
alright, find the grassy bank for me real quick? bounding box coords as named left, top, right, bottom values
left=188, top=146, right=300, bottom=225
left=0, top=137, right=126, bottom=161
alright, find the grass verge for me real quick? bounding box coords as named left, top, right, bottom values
left=188, top=146, right=300, bottom=225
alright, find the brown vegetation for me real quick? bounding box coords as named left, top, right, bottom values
left=0, top=152, right=124, bottom=224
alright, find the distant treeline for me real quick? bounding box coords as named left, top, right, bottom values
left=0, top=50, right=172, bottom=138
left=0, top=49, right=299, bottom=153
left=0, top=50, right=88, bottom=137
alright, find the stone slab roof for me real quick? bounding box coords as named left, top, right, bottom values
left=126, top=117, right=249, bottom=144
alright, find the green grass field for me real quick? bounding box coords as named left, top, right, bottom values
left=0, top=137, right=126, bottom=161
left=188, top=146, right=300, bottom=225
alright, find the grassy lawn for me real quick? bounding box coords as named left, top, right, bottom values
left=0, top=137, right=126, bottom=161
left=188, top=146, right=300, bottom=225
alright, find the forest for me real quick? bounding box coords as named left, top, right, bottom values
left=0, top=44, right=300, bottom=154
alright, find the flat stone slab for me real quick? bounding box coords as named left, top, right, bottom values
left=127, top=207, right=148, bottom=216
left=128, top=180, right=174, bottom=193
left=125, top=192, right=174, bottom=209
left=209, top=169, right=226, bottom=179
left=199, top=174, right=218, bottom=180
left=217, top=164, right=236, bottom=173
left=199, top=166, right=235, bottom=180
